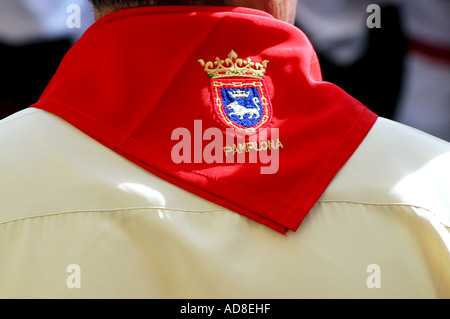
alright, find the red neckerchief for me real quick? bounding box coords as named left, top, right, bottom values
left=32, top=6, right=377, bottom=234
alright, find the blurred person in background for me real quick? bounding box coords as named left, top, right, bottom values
left=393, top=0, right=450, bottom=142
left=296, top=0, right=449, bottom=141
left=0, top=0, right=94, bottom=119
left=295, top=0, right=406, bottom=120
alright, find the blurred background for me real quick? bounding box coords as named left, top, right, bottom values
left=0, top=0, right=449, bottom=141
left=0, top=0, right=93, bottom=119
left=296, top=0, right=450, bottom=141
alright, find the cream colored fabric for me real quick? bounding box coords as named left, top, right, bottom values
left=0, top=108, right=449, bottom=298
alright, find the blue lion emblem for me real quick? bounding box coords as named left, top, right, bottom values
left=221, top=87, right=263, bottom=128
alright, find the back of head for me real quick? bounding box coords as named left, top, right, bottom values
left=89, top=0, right=298, bottom=24
left=89, top=0, right=228, bottom=9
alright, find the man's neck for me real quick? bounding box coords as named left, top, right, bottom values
left=93, top=1, right=297, bottom=24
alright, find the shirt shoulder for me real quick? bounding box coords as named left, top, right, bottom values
left=1, top=110, right=450, bottom=298
left=0, top=108, right=224, bottom=224
left=322, top=116, right=450, bottom=227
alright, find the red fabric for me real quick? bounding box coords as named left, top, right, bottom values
left=31, top=6, right=377, bottom=234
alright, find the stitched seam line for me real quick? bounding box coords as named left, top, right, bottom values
left=318, top=199, right=433, bottom=211
left=0, top=206, right=225, bottom=226
left=319, top=199, right=450, bottom=229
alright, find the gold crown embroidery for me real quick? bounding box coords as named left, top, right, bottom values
left=198, top=50, right=269, bottom=79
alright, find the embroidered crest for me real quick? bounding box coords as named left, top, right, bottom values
left=198, top=50, right=272, bottom=132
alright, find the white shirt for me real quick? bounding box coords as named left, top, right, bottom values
left=0, top=108, right=449, bottom=298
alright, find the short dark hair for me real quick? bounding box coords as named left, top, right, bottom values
left=89, top=0, right=228, bottom=9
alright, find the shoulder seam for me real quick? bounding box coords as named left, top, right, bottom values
left=318, top=199, right=450, bottom=228
left=0, top=206, right=226, bottom=226
left=318, top=199, right=432, bottom=212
